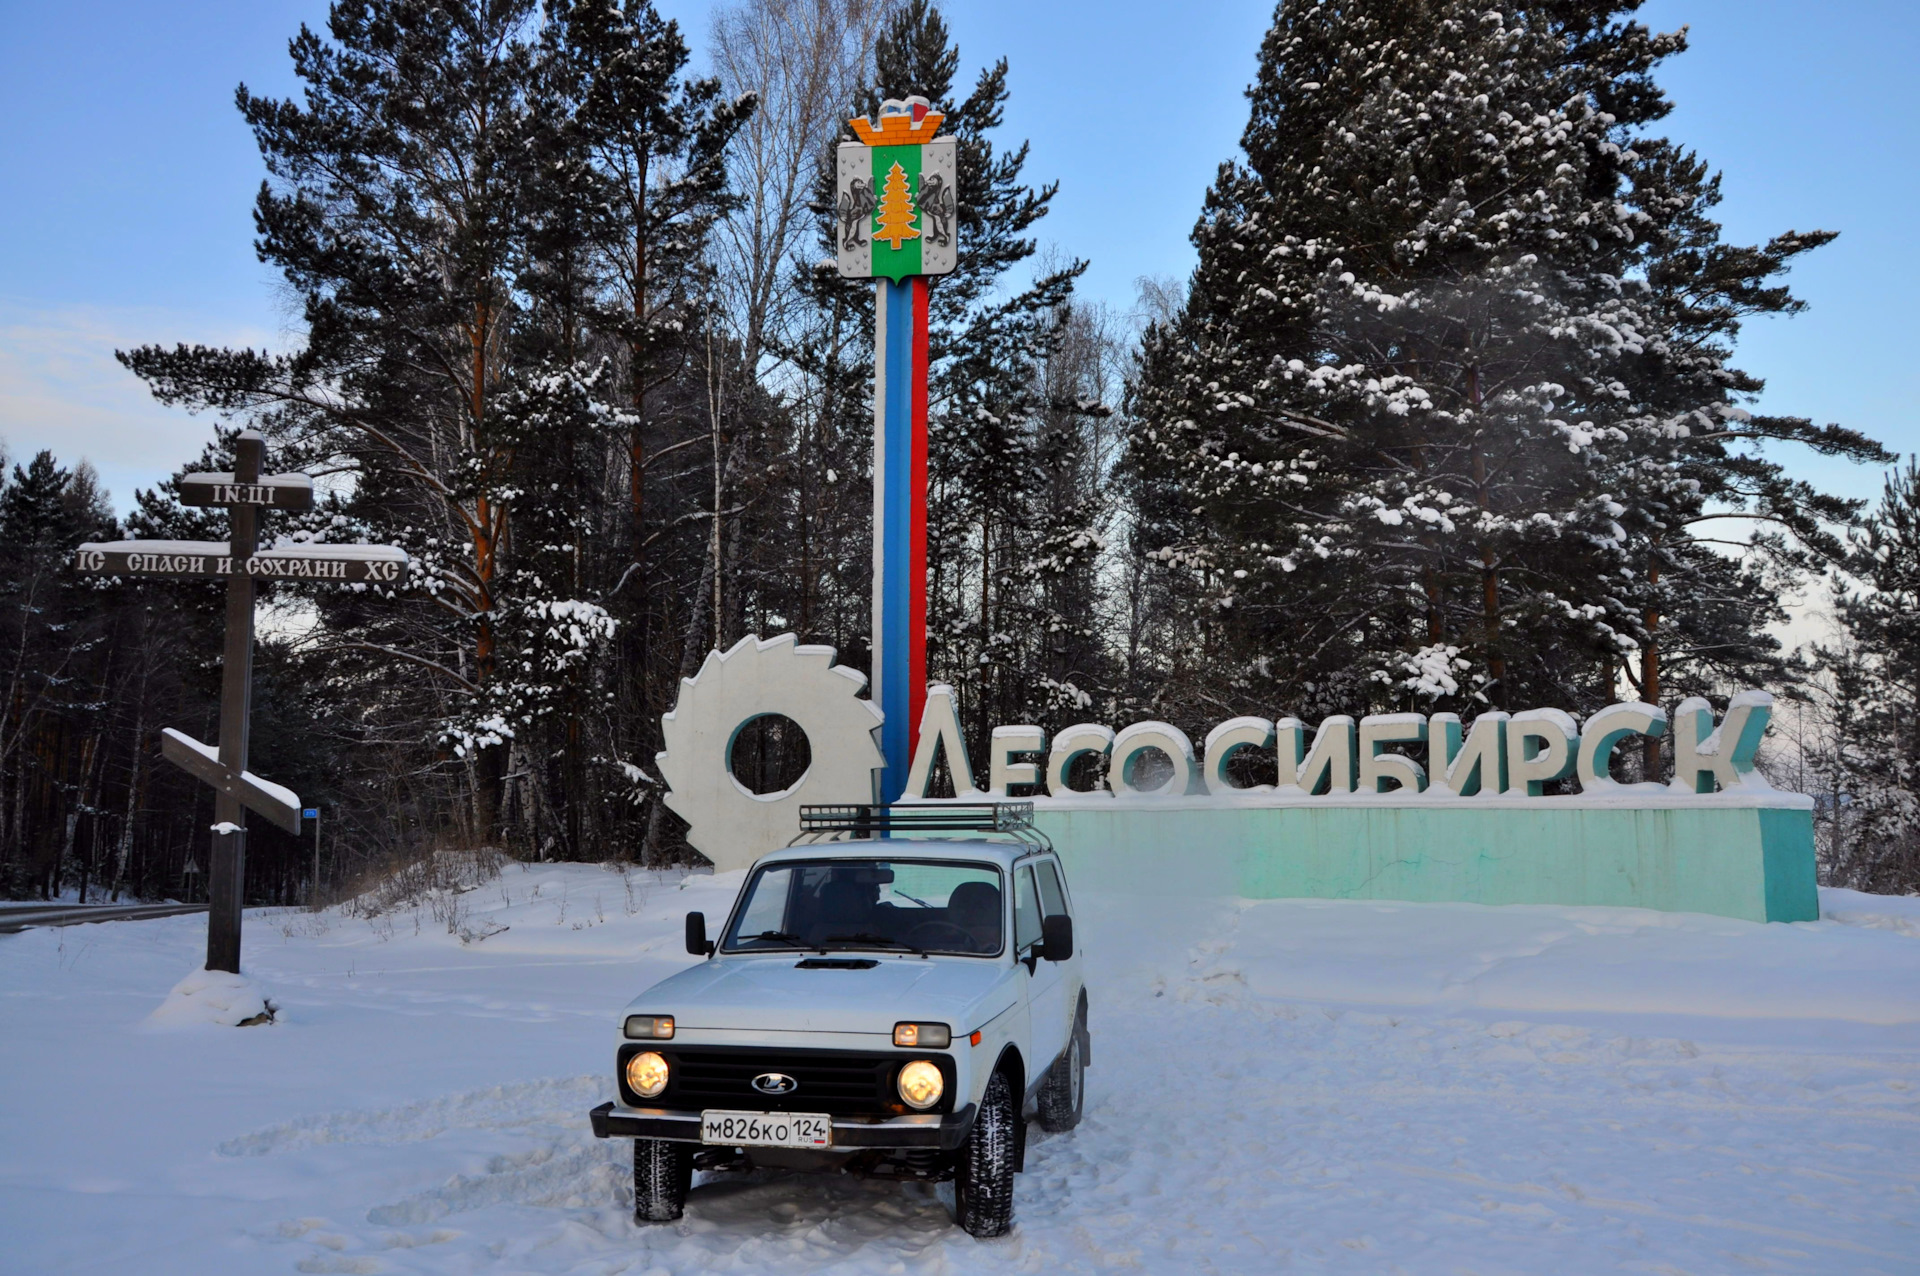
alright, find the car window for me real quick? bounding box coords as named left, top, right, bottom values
left=733, top=868, right=791, bottom=939
left=1013, top=865, right=1042, bottom=951
left=1035, top=859, right=1067, bottom=919
left=721, top=858, right=1005, bottom=956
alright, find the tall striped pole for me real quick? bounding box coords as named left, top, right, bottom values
left=871, top=276, right=930, bottom=801
left=836, top=95, right=955, bottom=802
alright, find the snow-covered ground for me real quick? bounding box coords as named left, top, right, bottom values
left=2, top=862, right=1917, bottom=1274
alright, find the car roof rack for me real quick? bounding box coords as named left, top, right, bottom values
left=791, top=803, right=1051, bottom=851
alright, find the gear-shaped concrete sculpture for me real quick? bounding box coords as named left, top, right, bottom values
left=657, top=635, right=885, bottom=872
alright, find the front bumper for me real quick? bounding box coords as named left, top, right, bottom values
left=589, top=1101, right=976, bottom=1151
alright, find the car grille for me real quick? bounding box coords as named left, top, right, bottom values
left=619, top=1044, right=954, bottom=1116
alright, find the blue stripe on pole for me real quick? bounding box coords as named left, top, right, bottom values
left=875, top=279, right=916, bottom=802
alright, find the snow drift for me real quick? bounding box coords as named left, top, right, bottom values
left=1, top=861, right=1915, bottom=1274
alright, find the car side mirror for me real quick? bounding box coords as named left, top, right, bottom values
left=685, top=911, right=715, bottom=957
left=1040, top=913, right=1073, bottom=963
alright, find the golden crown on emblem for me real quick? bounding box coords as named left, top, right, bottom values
left=849, top=95, right=945, bottom=146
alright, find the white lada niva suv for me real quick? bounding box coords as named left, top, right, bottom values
left=588, top=803, right=1089, bottom=1238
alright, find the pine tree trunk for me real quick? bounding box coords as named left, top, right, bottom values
left=57, top=734, right=98, bottom=901
left=1467, top=367, right=1505, bottom=704
left=979, top=512, right=992, bottom=727
left=1641, top=555, right=1662, bottom=775
left=111, top=699, right=147, bottom=901
left=468, top=291, right=506, bottom=844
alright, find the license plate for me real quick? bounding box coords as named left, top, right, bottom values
left=700, top=1109, right=833, bottom=1148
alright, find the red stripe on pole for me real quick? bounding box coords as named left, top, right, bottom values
left=909, top=276, right=931, bottom=758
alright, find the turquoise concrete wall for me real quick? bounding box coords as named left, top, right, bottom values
left=1032, top=800, right=1819, bottom=922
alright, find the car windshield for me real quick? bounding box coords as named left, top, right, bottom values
left=722, top=858, right=1005, bottom=956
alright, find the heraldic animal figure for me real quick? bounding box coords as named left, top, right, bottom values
left=837, top=178, right=876, bottom=249
left=917, top=172, right=954, bottom=247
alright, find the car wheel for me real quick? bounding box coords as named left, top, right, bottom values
left=633, top=1137, right=692, bottom=1223
left=954, top=1069, right=1016, bottom=1238
left=1037, top=1027, right=1085, bottom=1132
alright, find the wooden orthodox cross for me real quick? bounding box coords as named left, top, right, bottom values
left=73, top=430, right=407, bottom=973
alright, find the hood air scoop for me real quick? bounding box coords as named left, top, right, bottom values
left=794, top=957, right=879, bottom=970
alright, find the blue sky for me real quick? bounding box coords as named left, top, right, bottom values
left=1, top=0, right=1912, bottom=514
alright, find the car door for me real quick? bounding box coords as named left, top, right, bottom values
left=1016, top=860, right=1071, bottom=1070
left=1035, top=856, right=1080, bottom=1058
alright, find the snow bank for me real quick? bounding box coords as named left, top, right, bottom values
left=1178, top=893, right=1920, bottom=1026
left=145, top=967, right=276, bottom=1029
left=3, top=862, right=1916, bottom=1274
left=1823, top=885, right=1920, bottom=937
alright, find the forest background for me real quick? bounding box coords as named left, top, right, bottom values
left=1, top=0, right=1915, bottom=905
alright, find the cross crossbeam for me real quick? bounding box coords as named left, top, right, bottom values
left=159, top=729, right=304, bottom=835
left=74, top=540, right=406, bottom=583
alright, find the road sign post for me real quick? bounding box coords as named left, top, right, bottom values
left=303, top=807, right=321, bottom=904
left=74, top=430, right=405, bottom=973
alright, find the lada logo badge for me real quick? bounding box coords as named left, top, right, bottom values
left=752, top=1072, right=798, bottom=1095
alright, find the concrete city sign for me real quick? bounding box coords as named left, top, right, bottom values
left=654, top=641, right=1813, bottom=922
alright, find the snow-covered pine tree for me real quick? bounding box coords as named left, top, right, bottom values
left=121, top=0, right=749, bottom=855
left=1126, top=0, right=1884, bottom=731
left=861, top=0, right=1091, bottom=745
left=122, top=0, right=548, bottom=838
left=528, top=1, right=749, bottom=853
left=1606, top=135, right=1885, bottom=747
left=0, top=453, right=119, bottom=896
left=1813, top=462, right=1920, bottom=893
left=1026, top=301, right=1124, bottom=724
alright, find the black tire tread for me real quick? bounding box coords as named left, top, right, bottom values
left=633, top=1137, right=692, bottom=1223
left=1036, top=1036, right=1083, bottom=1132
left=1037, top=1003, right=1089, bottom=1133
left=955, top=1070, right=1017, bottom=1238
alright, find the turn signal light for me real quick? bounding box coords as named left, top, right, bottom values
left=624, top=1015, right=675, bottom=1040
left=893, top=1022, right=951, bottom=1048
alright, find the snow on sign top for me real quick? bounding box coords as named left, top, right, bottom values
left=836, top=95, right=957, bottom=282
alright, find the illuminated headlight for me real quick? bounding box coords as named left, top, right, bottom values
left=625, top=1050, right=669, bottom=1099
left=896, top=1060, right=944, bottom=1110
left=893, top=1022, right=951, bottom=1049
left=624, top=1015, right=675, bottom=1040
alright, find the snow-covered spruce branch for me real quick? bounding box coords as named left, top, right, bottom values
left=307, top=642, right=482, bottom=695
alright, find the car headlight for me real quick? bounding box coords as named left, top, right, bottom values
left=625, top=1050, right=669, bottom=1099
left=897, top=1059, right=943, bottom=1110
left=893, top=1021, right=950, bottom=1048
left=624, top=1014, right=674, bottom=1040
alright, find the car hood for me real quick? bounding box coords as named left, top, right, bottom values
left=629, top=955, right=1018, bottom=1035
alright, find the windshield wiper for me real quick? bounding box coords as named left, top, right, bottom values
left=747, top=929, right=822, bottom=952
left=825, top=932, right=928, bottom=956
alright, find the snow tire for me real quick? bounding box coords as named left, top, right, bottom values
left=1037, top=1023, right=1085, bottom=1132
left=954, top=1069, right=1017, bottom=1238
left=632, top=1137, right=692, bottom=1223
